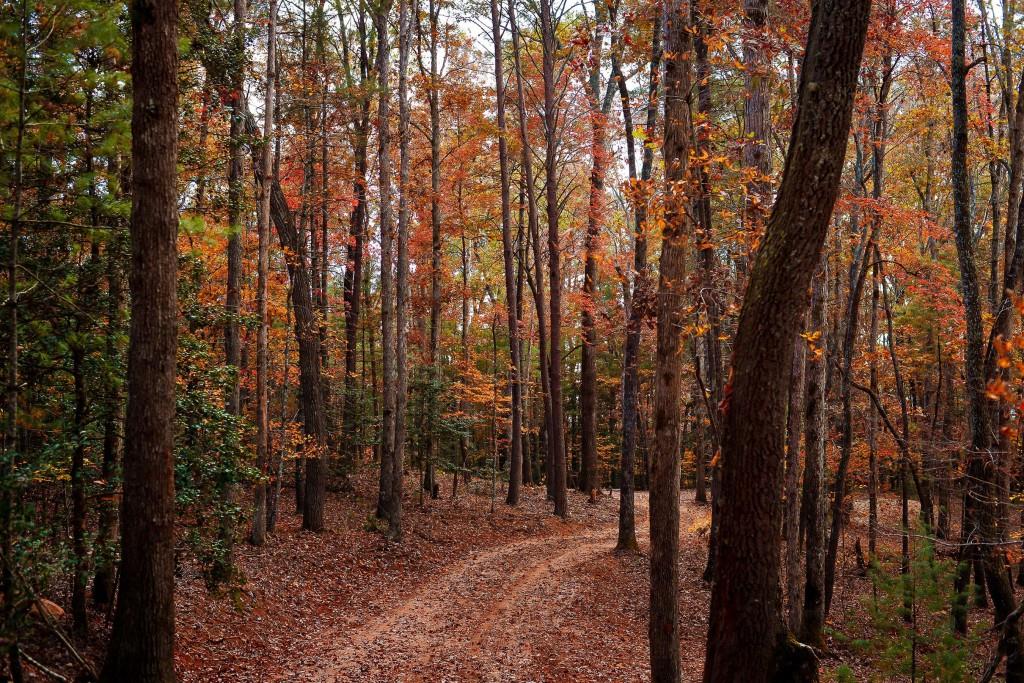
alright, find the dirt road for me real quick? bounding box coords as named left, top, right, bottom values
left=301, top=496, right=656, bottom=682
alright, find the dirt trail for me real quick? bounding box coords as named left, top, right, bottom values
left=298, top=495, right=651, bottom=683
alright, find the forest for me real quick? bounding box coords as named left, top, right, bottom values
left=7, top=0, right=1024, bottom=680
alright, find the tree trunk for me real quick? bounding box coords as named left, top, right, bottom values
left=539, top=0, right=567, bottom=518
left=703, top=1, right=870, bottom=679
left=374, top=0, right=398, bottom=525
left=800, top=264, right=827, bottom=648
left=649, top=1, right=692, bottom=678
left=100, top=2, right=179, bottom=678
left=251, top=0, right=275, bottom=547
left=616, top=4, right=661, bottom=551
left=950, top=0, right=1024, bottom=676
left=490, top=0, right=523, bottom=505
left=93, top=226, right=125, bottom=606
left=342, top=10, right=371, bottom=473
left=390, top=0, right=411, bottom=539
left=784, top=329, right=805, bottom=634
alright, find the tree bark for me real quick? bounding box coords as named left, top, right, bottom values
left=649, top=0, right=692, bottom=678
left=490, top=0, right=523, bottom=505
left=250, top=0, right=275, bottom=547
left=951, top=0, right=1024, bottom=676
left=616, top=3, right=661, bottom=551
left=800, top=264, right=827, bottom=648
left=100, top=1, right=179, bottom=678
left=390, top=0, right=411, bottom=539
left=539, top=0, right=567, bottom=518
left=374, top=0, right=398, bottom=524
left=703, top=1, right=870, bottom=679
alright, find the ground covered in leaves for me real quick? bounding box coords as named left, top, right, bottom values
left=25, top=475, right=1003, bottom=682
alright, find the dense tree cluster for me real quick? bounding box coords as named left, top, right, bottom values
left=10, top=0, right=1024, bottom=680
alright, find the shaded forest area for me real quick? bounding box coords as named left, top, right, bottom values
left=6, top=0, right=1024, bottom=680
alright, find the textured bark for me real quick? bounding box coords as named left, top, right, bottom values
left=93, top=227, right=124, bottom=606
left=951, top=0, right=1024, bottom=676
left=224, top=0, right=245, bottom=420
left=740, top=0, right=770, bottom=264
left=374, top=0, right=398, bottom=524
left=703, top=1, right=870, bottom=679
left=579, top=111, right=602, bottom=498
left=784, top=330, right=805, bottom=634
left=100, top=1, right=179, bottom=678
left=616, top=4, right=661, bottom=551
left=509, top=0, right=551, bottom=504
left=867, top=262, right=879, bottom=556
left=693, top=0, right=722, bottom=514
left=490, top=0, right=523, bottom=505
left=650, top=1, right=692, bottom=678
left=250, top=0, right=275, bottom=547
left=800, top=265, right=827, bottom=648
left=244, top=110, right=330, bottom=532
left=342, top=11, right=370, bottom=471
left=539, top=0, right=567, bottom=517
left=390, top=0, right=411, bottom=539
left=422, top=0, right=442, bottom=501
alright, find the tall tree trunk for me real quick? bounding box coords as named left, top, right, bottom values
left=389, top=0, right=411, bottom=539
left=251, top=0, right=275, bottom=547
left=703, top=1, right=870, bottom=679
left=539, top=0, right=567, bottom=517
left=616, top=4, right=661, bottom=551
left=951, top=0, right=1024, bottom=675
left=375, top=0, right=398, bottom=523
left=800, top=263, right=827, bottom=648
left=422, top=0, right=442, bottom=500
left=740, top=0, right=770, bottom=271
left=867, top=262, right=880, bottom=558
left=693, top=0, right=724, bottom=574
left=100, top=1, right=179, bottom=678
left=510, top=0, right=552, bottom=502
left=342, top=10, right=370, bottom=473
left=225, top=0, right=246, bottom=419
left=490, top=0, right=523, bottom=505
left=650, top=0, right=692, bottom=678
left=93, top=224, right=125, bottom=606
left=578, top=4, right=610, bottom=498
left=784, top=331, right=805, bottom=634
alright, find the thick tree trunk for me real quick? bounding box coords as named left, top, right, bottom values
left=649, top=1, right=693, bottom=678
left=703, top=1, right=870, bottom=679
left=100, top=2, right=179, bottom=678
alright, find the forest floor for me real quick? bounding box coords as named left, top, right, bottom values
left=27, top=473, right=988, bottom=682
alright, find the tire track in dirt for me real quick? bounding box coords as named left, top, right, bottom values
left=299, top=495, right=649, bottom=683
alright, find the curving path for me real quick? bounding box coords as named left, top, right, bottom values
left=297, top=496, right=651, bottom=683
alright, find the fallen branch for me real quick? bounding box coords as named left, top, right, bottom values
left=21, top=649, right=69, bottom=683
